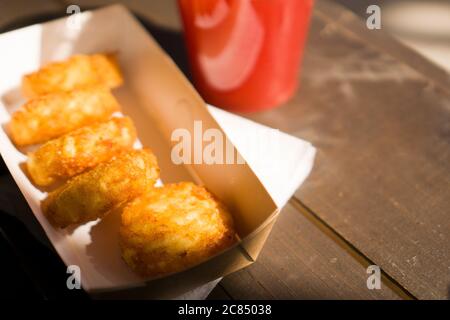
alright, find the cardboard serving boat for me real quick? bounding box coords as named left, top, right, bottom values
left=0, top=5, right=285, bottom=297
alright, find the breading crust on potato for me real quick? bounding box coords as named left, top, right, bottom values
left=27, top=117, right=137, bottom=187
left=42, top=149, right=160, bottom=228
left=22, top=54, right=123, bottom=98
left=9, top=87, right=120, bottom=146
left=120, top=182, right=236, bottom=278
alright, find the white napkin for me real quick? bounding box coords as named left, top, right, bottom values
left=208, top=106, right=316, bottom=208
left=175, top=106, right=316, bottom=299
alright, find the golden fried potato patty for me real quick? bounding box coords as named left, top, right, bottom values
left=27, top=117, right=137, bottom=187
left=42, top=149, right=160, bottom=228
left=9, top=86, right=120, bottom=146
left=120, top=182, right=236, bottom=278
left=22, top=54, right=123, bottom=98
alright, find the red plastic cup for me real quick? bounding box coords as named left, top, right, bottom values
left=178, top=0, right=314, bottom=112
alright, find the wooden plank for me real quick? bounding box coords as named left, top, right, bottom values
left=245, top=1, right=450, bottom=299
left=0, top=0, right=64, bottom=31
left=314, top=0, right=450, bottom=95
left=206, top=285, right=232, bottom=300
left=219, top=203, right=402, bottom=300
left=56, top=0, right=182, bottom=30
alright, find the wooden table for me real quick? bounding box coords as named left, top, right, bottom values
left=215, top=1, right=450, bottom=300
left=1, top=0, right=448, bottom=300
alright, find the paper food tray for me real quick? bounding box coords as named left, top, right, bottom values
left=0, top=5, right=280, bottom=296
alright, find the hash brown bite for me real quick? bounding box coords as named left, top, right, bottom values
left=22, top=53, right=123, bottom=98
left=27, top=117, right=137, bottom=187
left=42, top=149, right=160, bottom=228
left=120, top=182, right=236, bottom=278
left=9, top=86, right=120, bottom=146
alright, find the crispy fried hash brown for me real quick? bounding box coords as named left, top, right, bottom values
left=42, top=149, right=160, bottom=228
left=22, top=54, right=123, bottom=98
left=27, top=117, right=137, bottom=187
left=9, top=87, right=120, bottom=146
left=120, top=182, right=236, bottom=278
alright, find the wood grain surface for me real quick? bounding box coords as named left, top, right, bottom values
left=215, top=203, right=402, bottom=299
left=246, top=0, right=450, bottom=300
